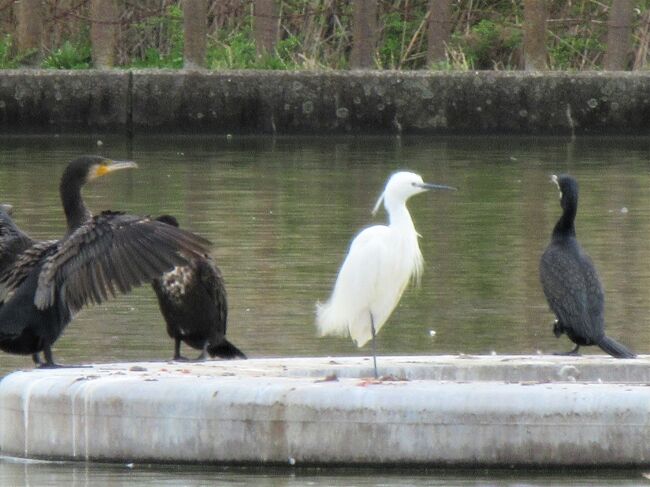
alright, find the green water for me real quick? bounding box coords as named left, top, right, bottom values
left=0, top=458, right=648, bottom=486
left=1, top=135, right=650, bottom=484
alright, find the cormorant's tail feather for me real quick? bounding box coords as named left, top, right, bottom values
left=598, top=336, right=636, bottom=359
left=207, top=339, right=247, bottom=359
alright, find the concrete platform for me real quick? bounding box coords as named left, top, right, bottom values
left=1, top=355, right=649, bottom=467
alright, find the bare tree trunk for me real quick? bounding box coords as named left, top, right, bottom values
left=350, top=0, right=377, bottom=69
left=15, top=0, right=43, bottom=66
left=183, top=0, right=208, bottom=68
left=90, top=0, right=118, bottom=68
left=604, top=0, right=633, bottom=70
left=254, top=0, right=279, bottom=57
left=522, top=0, right=547, bottom=71
left=427, top=0, right=452, bottom=66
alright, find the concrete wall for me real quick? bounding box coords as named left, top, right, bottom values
left=0, top=70, right=649, bottom=135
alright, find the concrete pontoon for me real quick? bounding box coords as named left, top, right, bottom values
left=0, top=355, right=648, bottom=467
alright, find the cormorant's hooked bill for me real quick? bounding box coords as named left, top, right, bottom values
left=89, top=160, right=138, bottom=180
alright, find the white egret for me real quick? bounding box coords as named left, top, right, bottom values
left=316, top=171, right=456, bottom=378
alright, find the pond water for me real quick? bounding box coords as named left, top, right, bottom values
left=1, top=134, right=650, bottom=485
left=0, top=457, right=648, bottom=487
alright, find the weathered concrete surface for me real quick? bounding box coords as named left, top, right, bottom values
left=0, top=70, right=129, bottom=132
left=1, top=70, right=650, bottom=135
left=1, top=355, right=650, bottom=467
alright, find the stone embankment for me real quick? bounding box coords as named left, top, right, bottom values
left=1, top=70, right=649, bottom=135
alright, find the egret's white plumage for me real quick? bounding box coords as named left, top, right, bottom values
left=316, top=171, right=455, bottom=376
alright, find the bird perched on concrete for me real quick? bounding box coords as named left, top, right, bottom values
left=152, top=215, right=246, bottom=361
left=316, top=171, right=456, bottom=377
left=540, top=174, right=635, bottom=358
left=0, top=156, right=211, bottom=367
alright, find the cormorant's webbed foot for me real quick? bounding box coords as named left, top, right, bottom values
left=172, top=355, right=189, bottom=362
left=194, top=352, right=209, bottom=362
left=553, top=345, right=581, bottom=356
left=32, top=348, right=66, bottom=368
left=37, top=362, right=91, bottom=369
left=37, top=362, right=63, bottom=369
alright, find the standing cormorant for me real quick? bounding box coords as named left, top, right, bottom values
left=0, top=156, right=211, bottom=367
left=539, top=174, right=635, bottom=358
left=152, top=215, right=246, bottom=361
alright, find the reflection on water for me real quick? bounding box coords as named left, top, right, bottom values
left=0, top=457, right=647, bottom=487
left=1, top=135, right=650, bottom=371
left=1, top=135, right=650, bottom=484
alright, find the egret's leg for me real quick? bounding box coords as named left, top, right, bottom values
left=370, top=313, right=378, bottom=379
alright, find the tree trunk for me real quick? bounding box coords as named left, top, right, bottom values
left=254, top=0, right=279, bottom=57
left=90, top=0, right=118, bottom=69
left=604, top=0, right=633, bottom=70
left=15, top=0, right=42, bottom=66
left=522, top=0, right=547, bottom=71
left=350, top=0, right=377, bottom=69
left=427, top=0, right=452, bottom=66
left=183, top=0, right=208, bottom=68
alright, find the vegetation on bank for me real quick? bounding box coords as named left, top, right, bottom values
left=0, top=1, right=649, bottom=71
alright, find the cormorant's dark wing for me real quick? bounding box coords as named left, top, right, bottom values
left=540, top=243, right=602, bottom=341
left=0, top=210, right=37, bottom=273
left=0, top=240, right=58, bottom=304
left=581, top=251, right=605, bottom=326
left=196, top=256, right=228, bottom=329
left=34, top=211, right=211, bottom=313
left=0, top=210, right=34, bottom=251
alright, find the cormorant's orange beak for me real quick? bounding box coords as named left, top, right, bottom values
left=93, top=160, right=138, bottom=179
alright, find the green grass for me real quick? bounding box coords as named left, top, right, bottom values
left=42, top=41, right=92, bottom=69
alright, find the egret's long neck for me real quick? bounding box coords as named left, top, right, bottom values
left=384, top=194, right=423, bottom=283
left=385, top=195, right=417, bottom=235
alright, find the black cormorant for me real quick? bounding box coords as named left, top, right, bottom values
left=539, top=174, right=635, bottom=358
left=152, top=215, right=246, bottom=361
left=0, top=156, right=211, bottom=367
